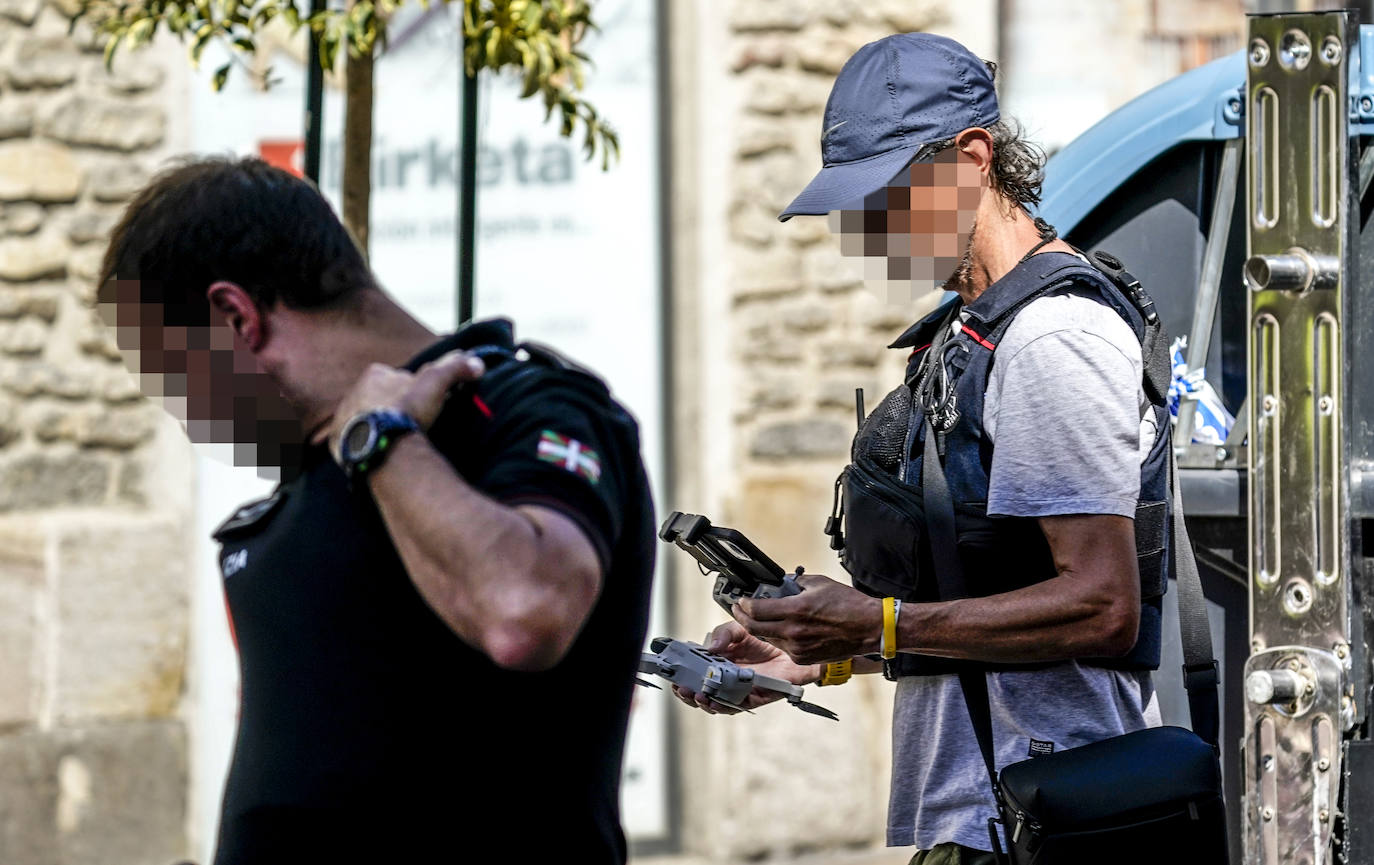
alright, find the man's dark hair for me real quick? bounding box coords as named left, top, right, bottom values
left=982, top=59, right=1046, bottom=208
left=984, top=117, right=1045, bottom=208
left=98, top=156, right=375, bottom=326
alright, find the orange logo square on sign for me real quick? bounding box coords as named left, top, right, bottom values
left=259, top=140, right=305, bottom=178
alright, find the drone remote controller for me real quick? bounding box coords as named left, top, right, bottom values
left=658, top=511, right=804, bottom=614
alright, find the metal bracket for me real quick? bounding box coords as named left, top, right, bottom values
left=1244, top=11, right=1359, bottom=865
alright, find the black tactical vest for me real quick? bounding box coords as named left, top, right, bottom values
left=826, top=251, right=1173, bottom=677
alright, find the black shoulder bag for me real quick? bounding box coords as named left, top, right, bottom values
left=922, top=415, right=1229, bottom=862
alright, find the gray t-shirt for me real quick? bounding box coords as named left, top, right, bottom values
left=886, top=284, right=1163, bottom=852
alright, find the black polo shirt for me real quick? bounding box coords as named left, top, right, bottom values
left=211, top=324, right=656, bottom=864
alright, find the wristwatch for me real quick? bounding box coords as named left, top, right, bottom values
left=338, top=408, right=421, bottom=482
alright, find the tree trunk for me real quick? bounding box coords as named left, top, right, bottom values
left=341, top=31, right=374, bottom=258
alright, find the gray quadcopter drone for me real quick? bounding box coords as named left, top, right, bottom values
left=637, top=636, right=838, bottom=721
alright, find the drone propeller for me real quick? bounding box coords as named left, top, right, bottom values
left=789, top=698, right=839, bottom=721
left=635, top=678, right=662, bottom=690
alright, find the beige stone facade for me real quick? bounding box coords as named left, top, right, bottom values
left=0, top=3, right=192, bottom=862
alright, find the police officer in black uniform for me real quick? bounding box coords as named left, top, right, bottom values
left=98, top=157, right=656, bottom=864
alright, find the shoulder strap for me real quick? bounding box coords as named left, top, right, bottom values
left=961, top=252, right=1099, bottom=328
left=1171, top=446, right=1220, bottom=748
left=1085, top=250, right=1172, bottom=408
left=921, top=417, right=1002, bottom=791
left=989, top=250, right=1172, bottom=412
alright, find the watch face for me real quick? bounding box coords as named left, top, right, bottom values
left=344, top=417, right=376, bottom=461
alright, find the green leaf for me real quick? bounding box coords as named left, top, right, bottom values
left=319, top=32, right=337, bottom=70
left=283, top=4, right=299, bottom=30
left=518, top=42, right=541, bottom=97
left=211, top=61, right=231, bottom=91
left=233, top=36, right=254, bottom=52
left=534, top=36, right=552, bottom=78
left=484, top=25, right=499, bottom=62
left=190, top=23, right=214, bottom=67
left=519, top=0, right=541, bottom=31
left=102, top=30, right=124, bottom=71
left=128, top=16, right=155, bottom=47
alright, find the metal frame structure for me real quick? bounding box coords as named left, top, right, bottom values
left=1241, top=13, right=1363, bottom=865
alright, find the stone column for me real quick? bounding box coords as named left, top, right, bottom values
left=0, top=3, right=194, bottom=863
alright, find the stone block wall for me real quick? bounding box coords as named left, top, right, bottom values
left=721, top=0, right=988, bottom=535
left=0, top=4, right=193, bottom=863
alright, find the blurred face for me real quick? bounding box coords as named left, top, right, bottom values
left=828, top=145, right=986, bottom=303
left=98, top=280, right=305, bottom=480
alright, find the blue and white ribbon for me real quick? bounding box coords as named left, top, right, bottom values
left=1167, top=336, right=1235, bottom=446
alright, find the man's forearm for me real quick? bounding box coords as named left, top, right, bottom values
left=365, top=433, right=600, bottom=670
left=896, top=571, right=1139, bottom=663
left=735, top=514, right=1140, bottom=667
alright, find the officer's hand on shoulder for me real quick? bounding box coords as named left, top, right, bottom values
left=733, top=573, right=882, bottom=666
left=312, top=350, right=487, bottom=462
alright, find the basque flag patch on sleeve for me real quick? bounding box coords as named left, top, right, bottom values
left=536, top=430, right=602, bottom=484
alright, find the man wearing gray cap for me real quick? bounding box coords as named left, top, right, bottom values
left=677, top=32, right=1168, bottom=864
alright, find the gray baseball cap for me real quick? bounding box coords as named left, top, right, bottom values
left=778, top=33, right=999, bottom=222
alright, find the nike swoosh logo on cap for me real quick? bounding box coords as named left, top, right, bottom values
left=822, top=120, right=848, bottom=141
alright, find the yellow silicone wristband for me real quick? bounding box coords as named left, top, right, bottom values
left=820, top=659, right=852, bottom=686
left=882, top=596, right=898, bottom=659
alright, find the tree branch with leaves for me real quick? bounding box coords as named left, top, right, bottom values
left=72, top=0, right=620, bottom=251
